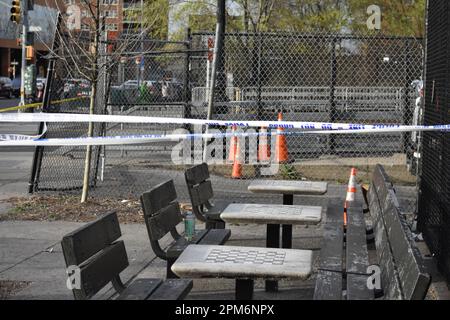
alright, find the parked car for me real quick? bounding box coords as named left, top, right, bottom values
left=160, top=80, right=183, bottom=101
left=11, top=77, right=21, bottom=97
left=0, top=77, right=13, bottom=98
left=63, top=78, right=91, bottom=98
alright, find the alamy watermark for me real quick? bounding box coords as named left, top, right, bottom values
left=366, top=265, right=382, bottom=290
left=66, top=265, right=81, bottom=290
left=170, top=125, right=281, bottom=175
left=367, top=5, right=382, bottom=30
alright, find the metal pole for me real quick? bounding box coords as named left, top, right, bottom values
left=138, top=0, right=144, bottom=86
left=28, top=12, right=61, bottom=194
left=329, top=37, right=338, bottom=154
left=183, top=28, right=192, bottom=132
left=203, top=0, right=226, bottom=162
left=19, top=0, right=29, bottom=109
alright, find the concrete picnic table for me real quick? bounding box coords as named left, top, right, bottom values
left=171, top=244, right=313, bottom=300
left=248, top=180, right=328, bottom=204
left=247, top=180, right=327, bottom=246
left=247, top=179, right=327, bottom=291
left=220, top=203, right=322, bottom=225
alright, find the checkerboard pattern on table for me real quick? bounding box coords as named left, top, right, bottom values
left=205, top=248, right=286, bottom=265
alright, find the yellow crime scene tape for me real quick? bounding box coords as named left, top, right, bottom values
left=0, top=96, right=89, bottom=113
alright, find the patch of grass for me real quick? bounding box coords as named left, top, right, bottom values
left=279, top=164, right=303, bottom=180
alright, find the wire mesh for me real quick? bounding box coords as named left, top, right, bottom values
left=418, top=0, right=450, bottom=286
left=32, top=32, right=423, bottom=216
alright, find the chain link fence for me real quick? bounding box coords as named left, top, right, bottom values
left=187, top=32, right=423, bottom=213
left=31, top=31, right=424, bottom=215
left=418, top=0, right=450, bottom=286
left=30, top=28, right=102, bottom=193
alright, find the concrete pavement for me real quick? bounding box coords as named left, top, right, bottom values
left=0, top=219, right=322, bottom=300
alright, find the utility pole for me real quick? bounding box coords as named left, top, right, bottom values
left=203, top=0, right=226, bottom=161
left=20, top=0, right=29, bottom=108
left=10, top=0, right=29, bottom=108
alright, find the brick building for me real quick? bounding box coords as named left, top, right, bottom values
left=0, top=0, right=144, bottom=78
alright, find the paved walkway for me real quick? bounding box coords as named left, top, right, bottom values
left=0, top=220, right=322, bottom=300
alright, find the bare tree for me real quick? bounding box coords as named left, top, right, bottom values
left=38, top=0, right=157, bottom=202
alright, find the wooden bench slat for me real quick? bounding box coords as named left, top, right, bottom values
left=382, top=190, right=431, bottom=300
left=346, top=274, right=374, bottom=300
left=190, top=181, right=214, bottom=206
left=378, top=244, right=403, bottom=300
left=372, top=164, right=393, bottom=201
left=166, top=229, right=209, bottom=259
left=203, top=205, right=227, bottom=220
left=150, top=279, right=193, bottom=300
left=314, top=270, right=343, bottom=300
left=62, top=211, right=121, bottom=266
left=141, top=180, right=177, bottom=215
left=198, top=229, right=231, bottom=245
left=346, top=202, right=370, bottom=275
left=77, top=241, right=129, bottom=299
left=368, top=181, right=382, bottom=221
left=185, top=163, right=210, bottom=185
left=117, top=278, right=163, bottom=300
left=145, top=202, right=183, bottom=241
left=317, top=206, right=344, bottom=272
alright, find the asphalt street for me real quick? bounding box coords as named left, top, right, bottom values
left=0, top=97, right=20, bottom=110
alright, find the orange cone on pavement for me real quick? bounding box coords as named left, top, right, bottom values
left=344, top=168, right=357, bottom=226
left=231, top=136, right=243, bottom=179
left=275, top=112, right=289, bottom=163
left=228, top=125, right=238, bottom=162
left=258, top=127, right=271, bottom=162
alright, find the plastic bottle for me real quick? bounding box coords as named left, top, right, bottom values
left=184, top=211, right=195, bottom=241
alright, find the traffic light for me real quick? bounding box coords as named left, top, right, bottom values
left=25, top=45, right=35, bottom=60
left=10, top=0, right=21, bottom=24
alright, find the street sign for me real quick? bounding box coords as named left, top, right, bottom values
left=29, top=26, right=42, bottom=32
left=24, top=64, right=36, bottom=96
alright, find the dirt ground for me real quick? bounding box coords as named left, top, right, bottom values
left=0, top=195, right=193, bottom=223
left=0, top=281, right=31, bottom=300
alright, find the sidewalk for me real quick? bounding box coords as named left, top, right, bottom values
left=0, top=220, right=321, bottom=300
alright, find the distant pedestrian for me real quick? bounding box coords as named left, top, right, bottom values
left=161, top=80, right=169, bottom=100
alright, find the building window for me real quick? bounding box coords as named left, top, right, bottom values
left=65, top=0, right=76, bottom=5
left=106, top=23, right=118, bottom=31
left=103, top=0, right=118, bottom=5
left=81, top=23, right=90, bottom=31
left=104, top=10, right=117, bottom=18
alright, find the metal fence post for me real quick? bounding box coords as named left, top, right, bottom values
left=329, top=37, right=338, bottom=154
left=28, top=13, right=62, bottom=194
left=184, top=28, right=192, bottom=132
left=403, top=39, right=412, bottom=153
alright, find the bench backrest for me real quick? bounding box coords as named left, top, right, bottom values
left=185, top=163, right=214, bottom=221
left=140, top=180, right=183, bottom=241
left=61, top=211, right=129, bottom=300
left=368, top=164, right=431, bottom=300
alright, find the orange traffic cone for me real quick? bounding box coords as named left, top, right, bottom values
left=344, top=168, right=357, bottom=226
left=258, top=127, right=271, bottom=162
left=228, top=125, right=238, bottom=163
left=275, top=112, right=289, bottom=163
left=231, top=136, right=243, bottom=179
